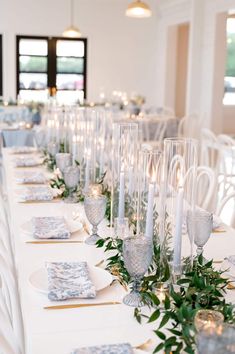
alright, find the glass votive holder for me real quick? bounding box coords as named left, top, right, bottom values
left=197, top=324, right=235, bottom=354
left=87, top=183, right=103, bottom=197
left=153, top=282, right=169, bottom=306
left=194, top=309, right=224, bottom=333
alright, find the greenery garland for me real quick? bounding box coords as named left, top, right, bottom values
left=96, top=238, right=235, bottom=353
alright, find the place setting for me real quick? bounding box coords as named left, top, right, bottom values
left=15, top=170, right=48, bottom=184
left=15, top=185, right=62, bottom=203
left=20, top=215, right=86, bottom=244
left=14, top=155, right=44, bottom=168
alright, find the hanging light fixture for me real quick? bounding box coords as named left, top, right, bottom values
left=125, top=0, right=152, bottom=18
left=63, top=0, right=81, bottom=38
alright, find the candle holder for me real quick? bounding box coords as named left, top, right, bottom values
left=63, top=166, right=80, bottom=203
left=161, top=138, right=198, bottom=283
left=87, top=183, right=103, bottom=196
left=153, top=282, right=169, bottom=306
left=111, top=122, right=140, bottom=232
left=197, top=323, right=235, bottom=354
left=194, top=309, right=224, bottom=333
left=84, top=195, right=107, bottom=245
left=55, top=153, right=72, bottom=174
left=136, top=149, right=162, bottom=242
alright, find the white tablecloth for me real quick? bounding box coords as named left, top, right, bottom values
left=1, top=128, right=35, bottom=147
left=2, top=148, right=235, bottom=354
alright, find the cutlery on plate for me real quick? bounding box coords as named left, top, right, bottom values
left=26, top=240, right=83, bottom=244
left=212, top=229, right=226, bottom=233
left=44, top=301, right=121, bottom=310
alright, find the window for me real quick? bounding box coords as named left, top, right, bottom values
left=16, top=35, right=87, bottom=104
left=0, top=35, right=2, bottom=97
left=223, top=16, right=235, bottom=105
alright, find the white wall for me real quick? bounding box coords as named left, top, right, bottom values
left=0, top=0, right=158, bottom=104
left=156, top=0, right=235, bottom=134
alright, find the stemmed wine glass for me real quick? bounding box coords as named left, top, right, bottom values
left=84, top=195, right=107, bottom=245
left=63, top=166, right=80, bottom=203
left=122, top=235, right=153, bottom=307
left=187, top=208, right=213, bottom=256
left=55, top=153, right=72, bottom=173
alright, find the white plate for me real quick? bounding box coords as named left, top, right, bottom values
left=20, top=217, right=83, bottom=236
left=29, top=266, right=113, bottom=294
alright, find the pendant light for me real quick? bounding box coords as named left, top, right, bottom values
left=125, top=0, right=152, bottom=18
left=63, top=0, right=81, bottom=38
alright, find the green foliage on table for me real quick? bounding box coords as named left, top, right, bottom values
left=96, top=235, right=235, bottom=354
left=138, top=254, right=235, bottom=354
left=42, top=150, right=56, bottom=172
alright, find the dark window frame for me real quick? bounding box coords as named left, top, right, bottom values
left=0, top=35, right=3, bottom=96
left=16, top=35, right=87, bottom=100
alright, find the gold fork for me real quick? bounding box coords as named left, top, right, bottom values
left=44, top=301, right=121, bottom=310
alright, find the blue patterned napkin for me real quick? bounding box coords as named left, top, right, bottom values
left=71, top=343, right=133, bottom=354
left=19, top=186, right=54, bottom=202
left=32, top=217, right=70, bottom=239
left=11, top=146, right=37, bottom=154
left=14, top=156, right=42, bottom=167
left=16, top=171, right=46, bottom=184
left=47, top=262, right=96, bottom=301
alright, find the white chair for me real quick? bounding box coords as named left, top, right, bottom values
left=0, top=317, right=21, bottom=354
left=200, top=129, right=221, bottom=210
left=196, top=166, right=216, bottom=212
left=139, top=117, right=167, bottom=149
left=217, top=134, right=235, bottom=200
left=0, top=254, right=24, bottom=353
left=215, top=191, right=235, bottom=228
left=178, top=114, right=201, bottom=138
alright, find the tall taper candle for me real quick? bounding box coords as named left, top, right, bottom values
left=145, top=182, right=155, bottom=239
left=118, top=171, right=125, bottom=219
left=173, top=185, right=184, bottom=271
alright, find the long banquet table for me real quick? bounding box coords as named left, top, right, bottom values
left=2, top=147, right=235, bottom=354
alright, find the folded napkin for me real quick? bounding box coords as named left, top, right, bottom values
left=71, top=343, right=133, bottom=354
left=11, top=146, right=37, bottom=154
left=19, top=186, right=54, bottom=202
left=32, top=216, right=70, bottom=239
left=47, top=262, right=96, bottom=301
left=15, top=156, right=42, bottom=167
left=16, top=171, right=46, bottom=184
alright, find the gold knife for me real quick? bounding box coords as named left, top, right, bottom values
left=26, top=240, right=83, bottom=244
left=44, top=301, right=121, bottom=310
left=212, top=229, right=226, bottom=233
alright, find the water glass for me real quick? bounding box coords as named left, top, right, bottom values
left=55, top=153, right=72, bottom=173
left=187, top=208, right=213, bottom=255
left=122, top=235, right=153, bottom=307
left=47, top=142, right=58, bottom=157
left=84, top=195, right=107, bottom=245
left=63, top=166, right=80, bottom=203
